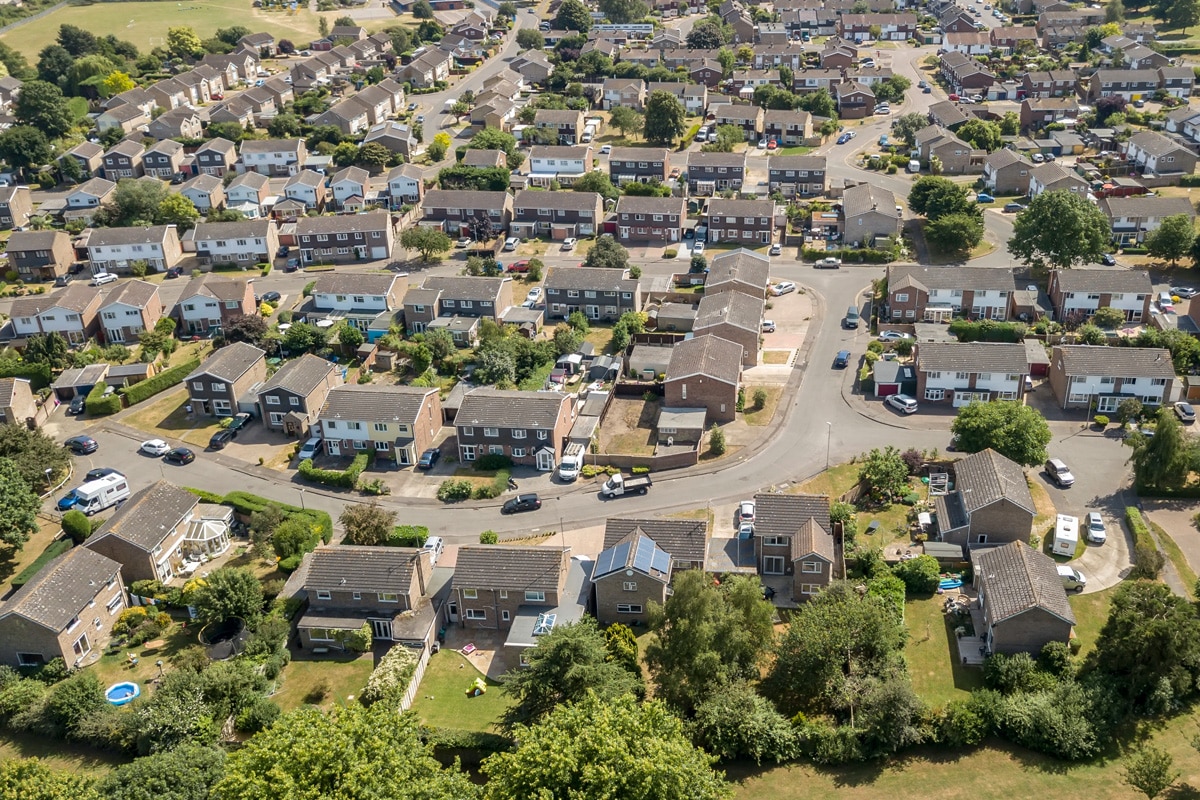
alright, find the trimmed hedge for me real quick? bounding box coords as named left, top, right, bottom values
left=11, top=539, right=72, bottom=589
left=120, top=358, right=201, bottom=406
left=1125, top=506, right=1165, bottom=579
left=184, top=487, right=334, bottom=544
left=420, top=726, right=513, bottom=754
left=389, top=525, right=428, bottom=547
left=85, top=381, right=121, bottom=416
left=802, top=247, right=896, bottom=263
left=298, top=452, right=372, bottom=489
left=0, top=362, right=51, bottom=391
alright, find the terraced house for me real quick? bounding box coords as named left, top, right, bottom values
left=1049, top=345, right=1176, bottom=411
left=614, top=196, right=687, bottom=245
left=607, top=147, right=670, bottom=184
left=767, top=155, right=828, bottom=198
left=510, top=190, right=603, bottom=239
left=1047, top=268, right=1152, bottom=323
left=419, top=189, right=513, bottom=239
left=543, top=266, right=642, bottom=321
left=295, top=211, right=395, bottom=264
left=687, top=151, right=747, bottom=195
left=318, top=385, right=442, bottom=465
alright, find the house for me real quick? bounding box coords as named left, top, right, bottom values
left=647, top=81, right=708, bottom=114
left=195, top=138, right=239, bottom=177
left=767, top=154, right=827, bottom=198
left=9, top=284, right=101, bottom=344
left=1085, top=69, right=1161, bottom=102
left=914, top=125, right=985, bottom=175
left=524, top=145, right=593, bottom=188
left=184, top=341, right=267, bottom=417
left=98, top=280, right=162, bottom=345
left=172, top=274, right=257, bottom=335
left=533, top=108, right=585, bottom=145
left=308, top=271, right=406, bottom=330
left=614, top=196, right=687, bottom=245
left=944, top=30, right=991, bottom=55
left=0, top=75, right=20, bottom=112
left=591, top=528, right=672, bottom=626
left=1099, top=195, right=1197, bottom=245
left=462, top=150, right=507, bottom=169
left=664, top=334, right=744, bottom=424
left=1019, top=97, right=1080, bottom=131
left=838, top=12, right=918, bottom=40
left=1027, top=162, right=1089, bottom=199
left=84, top=481, right=200, bottom=583
left=404, top=276, right=514, bottom=332
left=820, top=42, right=857, bottom=69
left=607, top=147, right=670, bottom=185
left=362, top=121, right=420, bottom=162
left=283, top=170, right=326, bottom=212
left=61, top=142, right=104, bottom=180
left=419, top=189, right=513, bottom=239
left=1123, top=131, right=1199, bottom=177
left=792, top=68, right=842, bottom=95
left=312, top=98, right=370, bottom=136
left=752, top=493, right=837, bottom=600
left=257, top=353, right=342, bottom=437
left=0, top=185, right=31, bottom=231
left=85, top=225, right=183, bottom=273
left=293, top=545, right=441, bottom=651
left=706, top=198, right=776, bottom=246
left=835, top=81, right=875, bottom=119
left=387, top=163, right=425, bottom=207
left=329, top=166, right=370, bottom=210
left=990, top=25, right=1039, bottom=53
left=0, top=548, right=125, bottom=669
left=1021, top=70, right=1077, bottom=99
left=1158, top=66, right=1195, bottom=99
left=318, top=385, right=441, bottom=464
left=1047, top=268, right=1152, bottom=323
left=239, top=138, right=307, bottom=177
left=147, top=78, right=190, bottom=112
left=689, top=60, right=724, bottom=88
left=1048, top=345, right=1176, bottom=411
left=185, top=219, right=280, bottom=267
left=240, top=32, right=277, bottom=56
left=841, top=183, right=900, bottom=247
left=914, top=342, right=1028, bottom=405
left=5, top=230, right=72, bottom=282
left=179, top=173, right=227, bottom=214
left=543, top=267, right=641, bottom=321
left=455, top=388, right=574, bottom=470
left=935, top=448, right=1035, bottom=546
left=64, top=178, right=117, bottom=220
left=208, top=99, right=256, bottom=128
left=705, top=249, right=770, bottom=299
left=142, top=140, right=185, bottom=179
left=763, top=109, right=813, bottom=147
left=350, top=83, right=399, bottom=125
left=400, top=48, right=452, bottom=88
left=97, top=104, right=149, bottom=134
left=604, top=518, right=710, bottom=574
left=224, top=172, right=272, bottom=216
left=602, top=78, right=646, bottom=110
left=0, top=377, right=36, bottom=427
left=940, top=51, right=996, bottom=95
left=694, top=291, right=763, bottom=368
left=972, top=541, right=1076, bottom=656
left=511, top=50, right=554, bottom=85
left=711, top=104, right=764, bottom=141
left=510, top=190, right=603, bottom=239
left=102, top=140, right=144, bottom=180
left=687, top=151, right=747, bottom=195
left=982, top=149, right=1033, bottom=195
left=295, top=210, right=394, bottom=264
left=885, top=264, right=1016, bottom=322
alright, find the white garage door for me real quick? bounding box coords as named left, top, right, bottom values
left=370, top=246, right=387, bottom=259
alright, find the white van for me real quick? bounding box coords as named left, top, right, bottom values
left=1057, top=565, right=1086, bottom=591
left=907, top=159, right=921, bottom=173
left=421, top=535, right=445, bottom=566
left=558, top=442, right=585, bottom=482
left=1052, top=514, right=1079, bottom=557
left=71, top=474, right=131, bottom=515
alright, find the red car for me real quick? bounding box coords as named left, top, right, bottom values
left=506, top=260, right=530, bottom=273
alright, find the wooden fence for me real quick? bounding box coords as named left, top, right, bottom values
left=397, top=644, right=432, bottom=712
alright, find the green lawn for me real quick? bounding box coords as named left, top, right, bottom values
left=409, top=650, right=511, bottom=732
left=1067, top=587, right=1114, bottom=661
left=0, top=730, right=124, bottom=777
left=1151, top=521, right=1197, bottom=600
left=742, top=386, right=782, bottom=426
left=271, top=651, right=375, bottom=712
left=904, top=594, right=983, bottom=707
left=518, top=360, right=555, bottom=391
left=775, top=146, right=813, bottom=156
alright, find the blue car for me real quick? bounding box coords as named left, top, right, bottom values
left=57, top=491, right=79, bottom=511
left=976, top=193, right=995, bottom=203
left=836, top=133, right=851, bottom=144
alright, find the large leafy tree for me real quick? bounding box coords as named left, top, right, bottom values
left=0, top=424, right=70, bottom=489
left=190, top=567, right=264, bottom=626
left=583, top=235, right=630, bottom=269
left=644, top=90, right=686, bottom=146
left=23, top=331, right=69, bottom=368
left=13, top=80, right=74, bottom=137
left=0, top=458, right=40, bottom=551
left=644, top=570, right=775, bottom=713
left=0, top=126, right=52, bottom=175
left=950, top=401, right=1053, bottom=466
left=214, top=704, right=477, bottom=800
left=925, top=212, right=984, bottom=253
left=691, top=681, right=798, bottom=764
left=1009, top=190, right=1110, bottom=269
left=555, top=0, right=593, bottom=32
left=0, top=759, right=102, bottom=800
left=571, top=169, right=620, bottom=203
left=686, top=17, right=727, bottom=49
left=599, top=0, right=648, bottom=23
left=401, top=227, right=453, bottom=262
left=1145, top=213, right=1195, bottom=266
left=437, top=165, right=510, bottom=192
left=609, top=105, right=644, bottom=139
left=956, top=118, right=1003, bottom=152
left=907, top=176, right=973, bottom=221
left=1128, top=406, right=1190, bottom=491
left=482, top=693, right=728, bottom=800
left=157, top=194, right=200, bottom=231
left=892, top=112, right=928, bottom=146
left=501, top=617, right=642, bottom=728
left=857, top=446, right=910, bottom=502
left=167, top=26, right=204, bottom=59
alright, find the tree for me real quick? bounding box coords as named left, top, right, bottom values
left=1106, top=0, right=1126, bottom=22
left=609, top=105, right=644, bottom=138
left=584, top=236, right=630, bottom=270
left=571, top=169, right=619, bottom=202
left=102, top=177, right=169, bottom=227
left=339, top=502, right=397, bottom=546
left=797, top=87, right=837, bottom=120
left=0, top=760, right=102, bottom=800
left=100, top=70, right=134, bottom=97
left=157, top=193, right=199, bottom=231
left=892, top=112, right=928, bottom=146
left=1169, top=0, right=1200, bottom=32
left=483, top=694, right=728, bottom=800
left=644, top=570, right=775, bottom=713
left=555, top=0, right=592, bottom=31
left=716, top=46, right=736, bottom=77
left=1129, top=407, right=1190, bottom=491
left=224, top=314, right=269, bottom=346
left=687, top=18, right=727, bottom=49
left=702, top=123, right=743, bottom=153
left=1010, top=190, right=1110, bottom=270
left=23, top=331, right=69, bottom=368
left=267, top=113, right=302, bottom=138
left=599, top=0, right=648, bottom=22
left=956, top=118, right=1003, bottom=152
left=281, top=322, right=327, bottom=354
left=98, top=744, right=226, bottom=800
left=908, top=176, right=973, bottom=221
left=708, top=423, right=726, bottom=455
left=501, top=617, right=642, bottom=728
left=497, top=0, right=517, bottom=16
left=216, top=703, right=475, bottom=800
left=61, top=509, right=91, bottom=545
left=401, top=227, right=453, bottom=262
left=166, top=26, right=203, bottom=59
left=999, top=111, right=1020, bottom=136
left=892, top=554, right=942, bottom=594
left=58, top=23, right=98, bottom=56
left=14, top=80, right=73, bottom=137
left=427, top=131, right=451, bottom=162
left=1092, top=306, right=1126, bottom=328
left=0, top=125, right=51, bottom=175
left=857, top=446, right=910, bottom=503
left=355, top=142, right=391, bottom=173
left=692, top=681, right=797, bottom=764
left=438, top=165, right=511, bottom=192
left=552, top=324, right=584, bottom=356
left=1122, top=745, right=1180, bottom=799
left=925, top=212, right=984, bottom=253
left=516, top=29, right=545, bottom=49
left=0, top=424, right=70, bottom=489
left=190, top=567, right=264, bottom=626
left=37, top=44, right=74, bottom=85
left=0, top=458, right=38, bottom=550
left=950, top=400, right=1052, bottom=466
left=1145, top=213, right=1195, bottom=265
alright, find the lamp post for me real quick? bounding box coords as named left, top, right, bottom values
left=826, top=421, right=832, bottom=469
left=43, top=467, right=53, bottom=490
left=298, top=487, right=307, bottom=511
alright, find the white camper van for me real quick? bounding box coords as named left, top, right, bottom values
left=1052, top=513, right=1079, bottom=557
left=71, top=474, right=131, bottom=515
left=558, top=442, right=585, bottom=482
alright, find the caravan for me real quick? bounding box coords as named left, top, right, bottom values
left=1052, top=514, right=1079, bottom=557
left=61, top=474, right=130, bottom=515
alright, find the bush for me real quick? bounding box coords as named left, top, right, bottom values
left=235, top=696, right=280, bottom=733
left=708, top=423, right=726, bottom=455
left=388, top=525, right=428, bottom=547
left=187, top=489, right=333, bottom=544
left=343, top=622, right=373, bottom=653
left=61, top=511, right=91, bottom=545
left=297, top=452, right=371, bottom=489
left=802, top=246, right=895, bottom=263
left=360, top=645, right=419, bottom=706
left=85, top=382, right=121, bottom=416
left=437, top=479, right=473, bottom=502
left=664, top=248, right=678, bottom=258
left=120, top=359, right=201, bottom=406
left=631, top=466, right=650, bottom=474
left=480, top=529, right=499, bottom=544
left=475, top=453, right=513, bottom=471
left=1093, top=414, right=1110, bottom=428
left=892, top=555, right=941, bottom=594
left=1126, top=507, right=1164, bottom=579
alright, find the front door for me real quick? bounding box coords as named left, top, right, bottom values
left=586, top=305, right=600, bottom=320
left=327, top=440, right=341, bottom=456
left=447, top=602, right=459, bottom=623
left=763, top=556, right=785, bottom=574
left=535, top=448, right=555, bottom=472
left=370, top=619, right=392, bottom=640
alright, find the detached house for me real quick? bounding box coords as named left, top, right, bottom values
left=592, top=529, right=672, bottom=626
left=142, top=140, right=185, bottom=179
left=763, top=109, right=813, bottom=146
left=102, top=140, right=144, bottom=180
left=971, top=541, right=1076, bottom=656
left=982, top=149, right=1033, bottom=195
left=914, top=124, right=985, bottom=175
left=184, top=341, right=267, bottom=417
left=257, top=353, right=342, bottom=437
left=543, top=266, right=641, bottom=321
left=0, top=378, right=36, bottom=427
left=0, top=185, right=31, bottom=231
left=1047, top=268, right=1152, bottom=323
left=706, top=249, right=770, bottom=299
left=186, top=220, right=279, bottom=267
left=533, top=108, right=585, bottom=145
left=98, top=280, right=162, bottom=345
left=387, top=163, right=425, bottom=207
left=179, top=174, right=226, bottom=214
left=224, top=172, right=272, bottom=217
left=603, top=517, right=710, bottom=572
left=842, top=183, right=900, bottom=247
left=239, top=138, right=307, bottom=177
left=935, top=448, right=1035, bottom=547
left=524, top=145, right=593, bottom=188
left=283, top=170, right=326, bottom=212
left=601, top=78, right=647, bottom=110
left=318, top=385, right=441, bottom=465
left=1049, top=345, right=1175, bottom=411
left=664, top=334, right=744, bottom=424
left=172, top=274, right=256, bottom=335
left=614, top=196, right=686, bottom=245
left=1027, top=162, right=1089, bottom=199
left=329, top=166, right=370, bottom=210
left=195, top=138, right=239, bottom=177
left=5, top=230, right=72, bottom=282
left=455, top=388, right=575, bottom=471
left=752, top=493, right=837, bottom=601
left=85, top=481, right=199, bottom=583
left=835, top=81, right=875, bottom=119
left=914, top=342, right=1029, bottom=405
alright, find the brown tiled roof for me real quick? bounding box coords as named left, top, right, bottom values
left=954, top=448, right=1035, bottom=516
left=695, top=290, right=763, bottom=333
left=102, top=279, right=158, bottom=310
left=0, top=547, right=121, bottom=631
left=259, top=353, right=337, bottom=396
left=707, top=249, right=770, bottom=291
left=666, top=334, right=743, bottom=384
left=88, top=480, right=197, bottom=551
left=304, top=545, right=425, bottom=595
left=453, top=545, right=566, bottom=592
left=916, top=342, right=1029, bottom=374
left=456, top=388, right=570, bottom=429
left=973, top=541, right=1076, bottom=624
left=186, top=341, right=265, bottom=383
left=319, top=385, right=436, bottom=424
left=10, top=284, right=99, bottom=318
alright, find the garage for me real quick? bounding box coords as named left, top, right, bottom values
left=873, top=361, right=915, bottom=398
left=370, top=246, right=388, bottom=258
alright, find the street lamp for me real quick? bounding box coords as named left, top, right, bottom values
left=826, top=421, right=832, bottom=470
left=43, top=467, right=53, bottom=489
left=298, top=487, right=306, bottom=511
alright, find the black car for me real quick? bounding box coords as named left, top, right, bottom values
left=227, top=412, right=252, bottom=432
left=68, top=394, right=86, bottom=415
left=208, top=429, right=235, bottom=450
left=501, top=493, right=541, bottom=514
left=284, top=258, right=301, bottom=272
left=166, top=267, right=183, bottom=278
left=417, top=448, right=441, bottom=469
left=163, top=447, right=196, bottom=465
left=261, top=291, right=281, bottom=304
left=1100, top=254, right=1116, bottom=266
left=64, top=435, right=98, bottom=454
left=276, top=246, right=290, bottom=258
left=85, top=467, right=122, bottom=481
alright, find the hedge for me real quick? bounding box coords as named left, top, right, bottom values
left=298, top=452, right=372, bottom=489
left=420, top=726, right=513, bottom=754
left=85, top=381, right=121, bottom=416
left=1125, top=506, right=1165, bottom=579
left=802, top=247, right=896, bottom=263
left=1179, top=174, right=1200, bottom=187
left=11, top=540, right=72, bottom=589
left=120, top=358, right=201, bottom=406
left=184, top=487, right=334, bottom=544
left=389, top=525, right=429, bottom=547
left=0, top=362, right=51, bottom=391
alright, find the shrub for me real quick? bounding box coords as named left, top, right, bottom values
left=475, top=453, right=514, bottom=471
left=388, top=525, right=428, bottom=547
left=664, top=248, right=678, bottom=258
left=1093, top=414, right=1109, bottom=427
left=479, top=529, right=499, bottom=544
left=297, top=452, right=371, bottom=489
left=360, top=645, right=419, bottom=706
left=235, top=696, right=280, bottom=733
left=708, top=423, right=726, bottom=455
left=900, top=448, right=924, bottom=475
left=343, top=622, right=373, bottom=653
left=85, top=382, right=121, bottom=416
left=112, top=607, right=150, bottom=638
left=437, top=479, right=473, bottom=501
left=631, top=466, right=650, bottom=474
left=61, top=510, right=91, bottom=544
left=1126, top=507, right=1164, bottom=579
left=892, top=555, right=941, bottom=594
left=120, top=359, right=201, bottom=406
left=753, top=387, right=767, bottom=409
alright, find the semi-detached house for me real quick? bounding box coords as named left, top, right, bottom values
left=256, top=353, right=342, bottom=436
left=239, top=138, right=307, bottom=176
left=886, top=264, right=1016, bottom=322
left=295, top=210, right=395, bottom=264
left=523, top=145, right=593, bottom=188
left=318, top=385, right=442, bottom=465
left=308, top=272, right=406, bottom=331
left=455, top=388, right=575, bottom=471
left=543, top=266, right=641, bottom=321
left=510, top=190, right=603, bottom=239
left=85, top=225, right=183, bottom=273
left=185, top=220, right=280, bottom=267
left=9, top=284, right=101, bottom=344
left=1049, top=345, right=1176, bottom=411
left=419, top=189, right=513, bottom=239
left=914, top=342, right=1029, bottom=406
left=184, top=341, right=267, bottom=417
left=1047, top=268, right=1152, bottom=323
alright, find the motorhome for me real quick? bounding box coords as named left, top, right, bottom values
left=66, top=474, right=131, bottom=515
left=1052, top=514, right=1079, bottom=557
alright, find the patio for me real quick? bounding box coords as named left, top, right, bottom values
left=945, top=588, right=988, bottom=667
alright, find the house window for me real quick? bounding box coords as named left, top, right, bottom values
left=622, top=581, right=637, bottom=591
left=925, top=388, right=945, bottom=401
left=512, top=447, right=525, bottom=457
left=375, top=441, right=390, bottom=452
left=290, top=397, right=300, bottom=407
left=213, top=382, right=227, bottom=392
left=896, top=292, right=909, bottom=302
left=72, top=633, right=90, bottom=658
left=106, top=594, right=123, bottom=614
left=525, top=590, right=545, bottom=602
left=462, top=588, right=478, bottom=599
left=193, top=381, right=203, bottom=390
left=16, top=653, right=44, bottom=667
left=484, top=427, right=499, bottom=437
left=763, top=535, right=790, bottom=546
left=266, top=396, right=281, bottom=405
left=373, top=423, right=388, bottom=432
left=66, top=616, right=80, bottom=633
left=801, top=561, right=822, bottom=573
left=316, top=590, right=332, bottom=600
left=537, top=430, right=547, bottom=440
left=489, top=445, right=504, bottom=455
left=501, top=610, right=510, bottom=621
left=800, top=584, right=821, bottom=595
left=462, top=444, right=476, bottom=461
left=513, top=429, right=526, bottom=439
left=377, top=592, right=398, bottom=603
left=617, top=604, right=643, bottom=614
left=352, top=592, right=361, bottom=600
left=465, top=609, right=487, bottom=620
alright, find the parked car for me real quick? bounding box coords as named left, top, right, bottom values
left=507, top=260, right=530, bottom=273
left=298, top=438, right=322, bottom=460
left=879, top=331, right=913, bottom=342
left=976, top=193, right=995, bottom=203
left=886, top=394, right=918, bottom=414
left=738, top=500, right=755, bottom=523
left=526, top=286, right=542, bottom=303
left=1176, top=401, right=1196, bottom=423
left=1171, top=286, right=1197, bottom=298
left=1086, top=511, right=1107, bottom=544
left=836, top=133, right=852, bottom=144
left=456, top=237, right=472, bottom=248
left=560, top=237, right=577, bottom=251
left=85, top=467, right=122, bottom=482
left=501, top=493, right=542, bottom=514
left=284, top=258, right=301, bottom=272
left=417, top=448, right=440, bottom=469
left=68, top=394, right=87, bottom=415
left=208, top=429, right=235, bottom=450
left=771, top=281, right=796, bottom=296
left=762, top=319, right=776, bottom=333
left=757, top=138, right=768, bottom=149
left=834, top=349, right=851, bottom=368
left=1058, top=565, right=1086, bottom=591
left=90, top=272, right=118, bottom=286
left=1044, top=457, right=1075, bottom=488
left=227, top=413, right=252, bottom=432
left=260, top=291, right=281, bottom=305
left=163, top=447, right=196, bottom=465
left=599, top=144, right=612, bottom=154
left=815, top=257, right=842, bottom=269
left=140, top=439, right=171, bottom=456
left=1003, top=202, right=1026, bottom=213
left=769, top=242, right=782, bottom=256
left=64, top=435, right=98, bottom=454
left=504, top=236, right=520, bottom=251
left=276, top=246, right=289, bottom=258
left=1031, top=153, right=1045, bottom=163
left=692, top=241, right=706, bottom=255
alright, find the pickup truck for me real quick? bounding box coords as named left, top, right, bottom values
left=601, top=473, right=652, bottom=497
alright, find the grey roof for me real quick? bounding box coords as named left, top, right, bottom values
left=422, top=188, right=510, bottom=210
left=593, top=528, right=672, bottom=582
left=505, top=557, right=591, bottom=649
left=453, top=545, right=566, bottom=592
left=512, top=189, right=601, bottom=213
left=1100, top=195, right=1196, bottom=220
left=285, top=170, right=323, bottom=188
left=186, top=341, right=265, bottom=383
left=196, top=137, right=237, bottom=156
left=707, top=198, right=775, bottom=218
left=226, top=171, right=271, bottom=191
left=543, top=266, right=638, bottom=293
left=190, top=220, right=273, bottom=242
left=461, top=149, right=506, bottom=167
left=666, top=334, right=743, bottom=384
left=603, top=518, right=710, bottom=565
left=985, top=148, right=1026, bottom=170
left=331, top=165, right=370, bottom=186
left=145, top=139, right=184, bottom=156
left=532, top=108, right=583, bottom=123
left=10, top=284, right=98, bottom=317
left=6, top=230, right=67, bottom=253
left=304, top=545, right=425, bottom=595
left=916, top=342, right=1029, bottom=374
left=843, top=182, right=898, bottom=219
left=1055, top=345, right=1175, bottom=379
left=312, top=272, right=400, bottom=297
left=954, top=448, right=1034, bottom=516
left=656, top=406, right=707, bottom=430
left=889, top=264, right=1015, bottom=292
left=768, top=154, right=826, bottom=172
left=1051, top=268, right=1151, bottom=294
left=712, top=103, right=763, bottom=121
left=259, top=353, right=337, bottom=396
left=1129, top=130, right=1190, bottom=156
left=177, top=274, right=250, bottom=303
left=319, top=384, right=437, bottom=424
left=86, top=225, right=173, bottom=248
left=707, top=248, right=770, bottom=291
left=294, top=210, right=392, bottom=235
left=614, top=195, right=686, bottom=216
left=752, top=493, right=831, bottom=557
left=89, top=480, right=198, bottom=551
left=608, top=146, right=669, bottom=163
left=695, top=291, right=763, bottom=333
left=420, top=275, right=506, bottom=302
left=456, top=388, right=569, bottom=429
left=527, top=144, right=592, bottom=160
left=240, top=138, right=303, bottom=154
left=973, top=541, right=1076, bottom=624
left=0, top=547, right=121, bottom=631
left=687, top=151, right=748, bottom=170
left=102, top=279, right=158, bottom=310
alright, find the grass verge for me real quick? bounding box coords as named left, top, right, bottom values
left=743, top=386, right=783, bottom=426
left=1150, top=520, right=1197, bottom=599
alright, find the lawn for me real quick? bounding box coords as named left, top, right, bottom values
left=0, top=518, right=69, bottom=594
left=599, top=397, right=659, bottom=456
left=517, top=360, right=554, bottom=391
left=791, top=460, right=921, bottom=551
left=762, top=350, right=791, bottom=365
left=1151, top=520, right=1197, bottom=600
left=1068, top=587, right=1114, bottom=661
left=904, top=594, right=983, bottom=707
left=409, top=650, right=511, bottom=732
left=742, top=386, right=782, bottom=426
left=89, top=618, right=205, bottom=696
left=271, top=650, right=376, bottom=712
left=583, top=324, right=615, bottom=354
left=0, top=730, right=124, bottom=776
left=120, top=386, right=223, bottom=448
left=775, top=146, right=813, bottom=156
left=0, top=0, right=334, bottom=58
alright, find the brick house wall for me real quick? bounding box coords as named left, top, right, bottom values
left=593, top=572, right=665, bottom=626
left=664, top=373, right=738, bottom=424
left=986, top=607, right=1073, bottom=655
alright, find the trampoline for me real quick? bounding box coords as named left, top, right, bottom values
left=199, top=617, right=248, bottom=660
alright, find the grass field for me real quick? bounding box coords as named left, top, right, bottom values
left=0, top=0, right=336, bottom=58
left=271, top=651, right=375, bottom=712
left=409, top=650, right=511, bottom=732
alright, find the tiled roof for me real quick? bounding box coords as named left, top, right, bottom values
left=1100, top=195, right=1196, bottom=220
left=420, top=275, right=506, bottom=302
left=687, top=151, right=747, bottom=169
left=707, top=248, right=770, bottom=290
left=666, top=334, right=743, bottom=384
left=753, top=492, right=831, bottom=543
left=456, top=388, right=570, bottom=429
left=294, top=210, right=392, bottom=235
left=707, top=198, right=775, bottom=217
left=71, top=177, right=116, bottom=197
left=312, top=272, right=399, bottom=297
left=768, top=154, right=826, bottom=172
left=240, top=138, right=303, bottom=153
left=843, top=182, right=897, bottom=219
left=916, top=342, right=1029, bottom=374
left=453, top=545, right=566, bottom=592
left=527, top=144, right=591, bottom=160
left=190, top=220, right=273, bottom=241
left=954, top=448, right=1034, bottom=516
left=86, top=225, right=172, bottom=247
left=973, top=541, right=1076, bottom=624
left=177, top=274, right=250, bottom=303
left=543, top=266, right=639, bottom=293
left=304, top=545, right=426, bottom=595
left=89, top=480, right=197, bottom=551
left=614, top=195, right=686, bottom=216
left=695, top=290, right=763, bottom=332
left=0, top=548, right=121, bottom=631
left=1051, top=268, right=1151, bottom=294
left=6, top=231, right=66, bottom=253
left=102, top=279, right=158, bottom=310
left=1055, top=345, right=1175, bottom=379
left=889, top=265, right=1014, bottom=293
left=319, top=384, right=437, bottom=424
left=422, top=189, right=510, bottom=209
left=592, top=528, right=672, bottom=582
left=608, top=147, right=669, bottom=162
left=10, top=284, right=98, bottom=317
left=603, top=518, right=710, bottom=565
left=512, top=189, right=601, bottom=213
left=259, top=353, right=337, bottom=396
left=186, top=341, right=265, bottom=383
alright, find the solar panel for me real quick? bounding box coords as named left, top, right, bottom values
left=650, top=546, right=671, bottom=575
left=595, top=539, right=631, bottom=578
left=632, top=536, right=655, bottom=574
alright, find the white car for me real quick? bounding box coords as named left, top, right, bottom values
left=769, top=243, right=782, bottom=256
left=815, top=257, right=842, bottom=269
left=762, top=319, right=776, bottom=332
left=771, top=281, right=796, bottom=296
left=878, top=331, right=913, bottom=342
left=455, top=237, right=471, bottom=248
left=90, top=272, right=118, bottom=286
left=298, top=437, right=322, bottom=460
left=693, top=241, right=706, bottom=254
left=504, top=237, right=520, bottom=251
left=738, top=500, right=755, bottom=523
left=561, top=237, right=577, bottom=251
left=526, top=286, right=542, bottom=303
left=757, top=139, right=768, bottom=149
left=599, top=144, right=612, bottom=154
left=140, top=439, right=171, bottom=456
left=886, top=394, right=918, bottom=414
left=1175, top=401, right=1196, bottom=423
left=1086, top=511, right=1107, bottom=544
